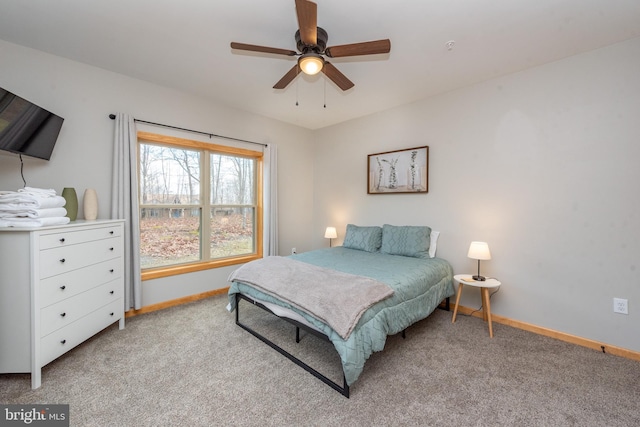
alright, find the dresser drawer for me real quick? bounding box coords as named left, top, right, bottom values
left=41, top=280, right=123, bottom=337
left=39, top=237, right=123, bottom=279
left=40, top=298, right=123, bottom=366
left=39, top=225, right=122, bottom=250
left=39, top=258, right=123, bottom=308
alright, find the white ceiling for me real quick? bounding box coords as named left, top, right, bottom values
left=1, top=0, right=639, bottom=130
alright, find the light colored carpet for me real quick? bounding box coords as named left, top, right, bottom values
left=1, top=295, right=639, bottom=426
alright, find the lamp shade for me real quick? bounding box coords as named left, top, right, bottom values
left=324, top=227, right=337, bottom=239
left=468, top=241, right=491, bottom=260
left=299, top=54, right=324, bottom=75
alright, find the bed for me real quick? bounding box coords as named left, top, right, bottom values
left=227, top=224, right=454, bottom=397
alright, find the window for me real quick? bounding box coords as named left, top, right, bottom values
left=137, top=132, right=263, bottom=280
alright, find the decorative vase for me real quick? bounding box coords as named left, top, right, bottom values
left=382, top=157, right=398, bottom=189
left=83, top=188, right=98, bottom=220
left=61, top=187, right=78, bottom=221
left=375, top=169, right=385, bottom=191
left=387, top=164, right=397, bottom=189
left=407, top=166, right=425, bottom=191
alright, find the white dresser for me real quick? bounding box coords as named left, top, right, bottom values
left=0, top=219, right=126, bottom=389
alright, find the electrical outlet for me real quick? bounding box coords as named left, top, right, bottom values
left=291, top=247, right=297, bottom=255
left=613, top=298, right=628, bottom=315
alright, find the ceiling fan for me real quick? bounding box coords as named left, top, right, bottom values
left=230, top=0, right=391, bottom=91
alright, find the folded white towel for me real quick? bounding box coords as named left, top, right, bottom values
left=0, top=216, right=71, bottom=228
left=17, top=187, right=58, bottom=197
left=0, top=193, right=67, bottom=209
left=0, top=207, right=68, bottom=219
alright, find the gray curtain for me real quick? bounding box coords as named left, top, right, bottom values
left=263, top=143, right=278, bottom=256
left=111, top=113, right=142, bottom=310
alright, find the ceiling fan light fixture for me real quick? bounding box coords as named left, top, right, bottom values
left=298, top=53, right=324, bottom=75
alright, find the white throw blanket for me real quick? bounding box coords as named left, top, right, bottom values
left=18, top=187, right=57, bottom=197
left=0, top=207, right=67, bottom=218
left=0, top=216, right=71, bottom=228
left=228, top=256, right=394, bottom=340
left=0, top=188, right=69, bottom=227
left=0, top=191, right=66, bottom=209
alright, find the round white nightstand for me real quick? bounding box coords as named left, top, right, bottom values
left=451, top=274, right=501, bottom=338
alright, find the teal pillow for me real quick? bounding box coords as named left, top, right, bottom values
left=381, top=224, right=431, bottom=259
left=343, top=224, right=382, bottom=252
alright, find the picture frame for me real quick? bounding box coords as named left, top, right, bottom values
left=367, top=146, right=429, bottom=194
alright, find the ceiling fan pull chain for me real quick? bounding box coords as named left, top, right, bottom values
left=323, top=78, right=327, bottom=108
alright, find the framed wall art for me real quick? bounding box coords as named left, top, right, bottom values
left=367, top=146, right=428, bottom=194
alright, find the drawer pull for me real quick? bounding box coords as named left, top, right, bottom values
left=59, top=238, right=65, bottom=243
left=60, top=339, right=66, bottom=345
left=109, top=230, right=114, bottom=235
left=110, top=269, right=114, bottom=273
left=109, top=247, right=114, bottom=251
left=60, top=285, right=66, bottom=290
left=110, top=312, right=115, bottom=316
left=59, top=258, right=66, bottom=263
left=110, top=290, right=115, bottom=294
left=60, top=312, right=66, bottom=318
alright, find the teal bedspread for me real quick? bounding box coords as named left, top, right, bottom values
left=227, top=247, right=454, bottom=386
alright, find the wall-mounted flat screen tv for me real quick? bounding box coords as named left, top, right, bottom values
left=0, top=87, right=64, bottom=161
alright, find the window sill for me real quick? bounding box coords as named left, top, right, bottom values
left=141, top=254, right=261, bottom=281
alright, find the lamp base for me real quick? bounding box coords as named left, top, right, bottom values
left=472, top=275, right=486, bottom=281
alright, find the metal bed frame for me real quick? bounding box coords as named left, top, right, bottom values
left=234, top=292, right=450, bottom=398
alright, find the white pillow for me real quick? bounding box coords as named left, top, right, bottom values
left=429, top=230, right=440, bottom=258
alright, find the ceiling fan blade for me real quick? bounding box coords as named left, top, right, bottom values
left=231, top=42, right=297, bottom=56
left=325, top=39, right=391, bottom=58
left=322, top=62, right=354, bottom=91
left=273, top=64, right=300, bottom=89
left=295, top=0, right=317, bottom=46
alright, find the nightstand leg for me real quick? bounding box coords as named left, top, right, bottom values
left=482, top=287, right=494, bottom=338
left=482, top=290, right=488, bottom=322
left=451, top=283, right=464, bottom=323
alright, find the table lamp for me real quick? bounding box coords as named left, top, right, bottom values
left=468, top=241, right=491, bottom=281
left=324, top=227, right=337, bottom=247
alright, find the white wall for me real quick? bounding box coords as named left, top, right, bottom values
left=0, top=40, right=315, bottom=307
left=312, top=37, right=640, bottom=352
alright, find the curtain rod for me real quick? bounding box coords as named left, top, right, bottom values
left=108, top=114, right=267, bottom=147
